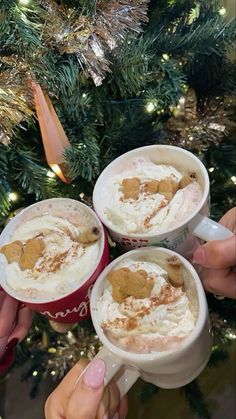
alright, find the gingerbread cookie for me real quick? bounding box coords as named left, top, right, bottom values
left=19, top=238, right=45, bottom=270
left=159, top=178, right=179, bottom=201
left=143, top=180, right=159, bottom=194
left=0, top=240, right=23, bottom=263
left=108, top=267, right=154, bottom=303
left=122, top=177, right=141, bottom=200
left=166, top=256, right=183, bottom=287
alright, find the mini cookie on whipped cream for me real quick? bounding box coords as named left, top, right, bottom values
left=99, top=256, right=196, bottom=353
left=103, top=157, right=202, bottom=234
left=0, top=215, right=100, bottom=300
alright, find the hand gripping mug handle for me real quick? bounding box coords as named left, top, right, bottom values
left=94, top=346, right=140, bottom=398
left=191, top=214, right=234, bottom=241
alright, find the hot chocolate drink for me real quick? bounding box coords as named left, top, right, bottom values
left=99, top=255, right=197, bottom=353
left=102, top=157, right=202, bottom=235
left=0, top=207, right=100, bottom=301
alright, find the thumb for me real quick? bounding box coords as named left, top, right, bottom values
left=193, top=236, right=236, bottom=269
left=67, top=359, right=106, bottom=419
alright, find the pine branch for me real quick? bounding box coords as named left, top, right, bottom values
left=64, top=126, right=100, bottom=182
left=153, top=17, right=236, bottom=57
left=0, top=2, right=42, bottom=55
left=0, top=179, right=11, bottom=222
left=109, top=35, right=154, bottom=97
left=9, top=149, right=59, bottom=200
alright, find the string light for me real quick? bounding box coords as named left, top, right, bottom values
left=8, top=192, right=18, bottom=202
left=145, top=101, right=157, bottom=113
left=47, top=170, right=56, bottom=178
left=32, top=371, right=38, bottom=377
left=48, top=347, right=57, bottom=354
left=218, top=7, right=226, bottom=16
left=225, top=330, right=236, bottom=340
left=162, top=53, right=169, bottom=61
left=209, top=167, right=215, bottom=173
left=19, top=0, right=30, bottom=4
left=231, top=176, right=236, bottom=184
left=51, top=371, right=56, bottom=376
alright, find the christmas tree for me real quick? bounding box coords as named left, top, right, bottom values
left=0, top=1, right=235, bottom=418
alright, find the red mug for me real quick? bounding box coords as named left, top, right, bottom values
left=0, top=198, right=110, bottom=323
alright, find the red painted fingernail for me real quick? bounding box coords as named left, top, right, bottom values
left=6, top=338, right=19, bottom=351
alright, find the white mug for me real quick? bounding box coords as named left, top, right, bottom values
left=90, top=247, right=212, bottom=398
left=93, top=145, right=232, bottom=257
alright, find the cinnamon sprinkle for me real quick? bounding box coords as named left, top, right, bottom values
left=144, top=199, right=168, bottom=228
left=102, top=285, right=181, bottom=332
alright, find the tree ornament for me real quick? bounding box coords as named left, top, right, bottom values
left=31, top=81, right=72, bottom=183
left=166, top=89, right=233, bottom=151
left=39, top=0, right=149, bottom=86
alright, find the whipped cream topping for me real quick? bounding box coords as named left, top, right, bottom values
left=100, top=259, right=195, bottom=353
left=103, top=158, right=202, bottom=234
left=3, top=215, right=99, bottom=300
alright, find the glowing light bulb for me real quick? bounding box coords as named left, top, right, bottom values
left=51, top=371, right=56, bottom=376
left=146, top=101, right=156, bottom=113
left=209, top=167, right=215, bottom=173
left=8, top=192, right=18, bottom=202
left=231, top=176, right=236, bottom=184
left=19, top=0, right=30, bottom=5
left=32, top=371, right=38, bottom=377
left=218, top=7, right=226, bottom=16
left=82, top=93, right=87, bottom=98
left=47, top=170, right=56, bottom=178
left=162, top=53, right=169, bottom=61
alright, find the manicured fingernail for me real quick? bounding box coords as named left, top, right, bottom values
left=6, top=338, right=19, bottom=351
left=103, top=414, right=109, bottom=419
left=83, top=359, right=106, bottom=389
left=193, top=247, right=206, bottom=265
left=112, top=413, right=119, bottom=419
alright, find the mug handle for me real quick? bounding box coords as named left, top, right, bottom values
left=191, top=214, right=233, bottom=241
left=93, top=346, right=140, bottom=398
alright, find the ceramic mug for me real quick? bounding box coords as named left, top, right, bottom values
left=0, top=198, right=109, bottom=323
left=90, top=247, right=212, bottom=396
left=93, top=145, right=232, bottom=257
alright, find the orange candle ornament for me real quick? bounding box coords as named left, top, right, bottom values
left=31, top=81, right=71, bottom=183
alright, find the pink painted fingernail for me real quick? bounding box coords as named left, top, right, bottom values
left=193, top=247, right=206, bottom=265
left=112, top=413, right=119, bottom=419
left=103, top=415, right=109, bottom=419
left=83, top=359, right=106, bottom=389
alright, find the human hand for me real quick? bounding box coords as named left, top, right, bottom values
left=193, top=208, right=236, bottom=298
left=45, top=358, right=128, bottom=419
left=0, top=289, right=32, bottom=371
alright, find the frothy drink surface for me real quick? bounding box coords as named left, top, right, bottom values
left=103, top=158, right=202, bottom=234
left=99, top=258, right=196, bottom=353
left=1, top=213, right=100, bottom=300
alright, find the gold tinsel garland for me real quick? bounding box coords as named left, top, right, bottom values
left=0, top=0, right=149, bottom=144
left=39, top=0, right=150, bottom=86
left=166, top=88, right=235, bottom=151
left=0, top=57, right=33, bottom=145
